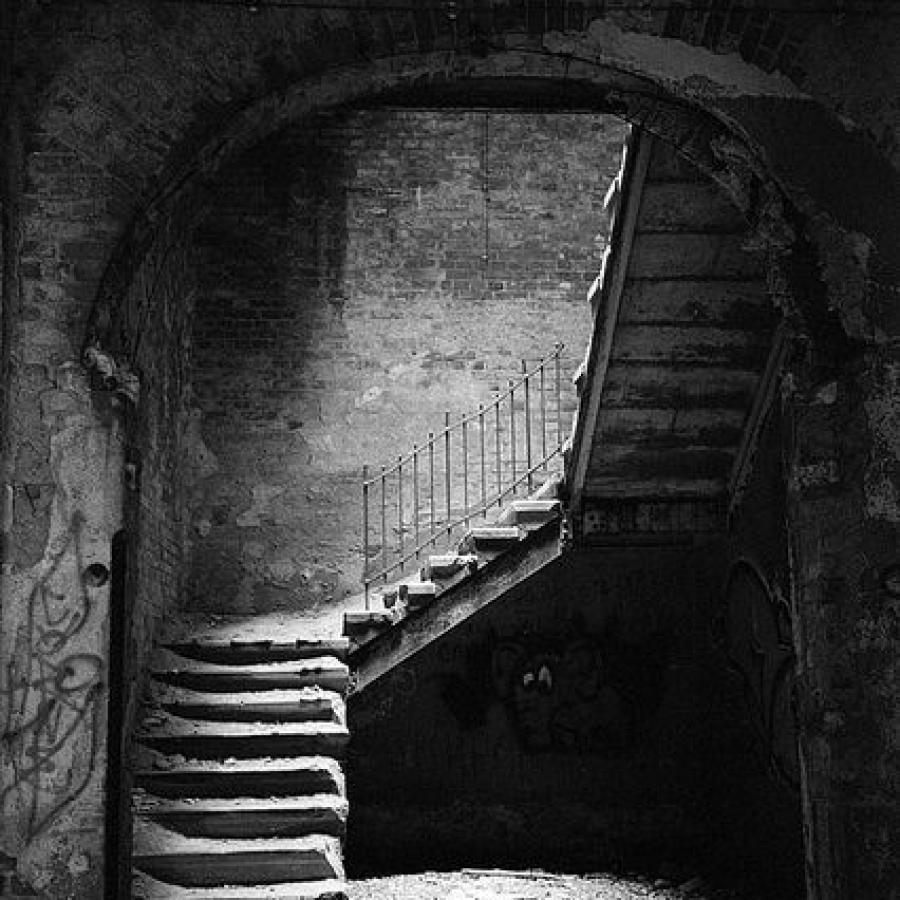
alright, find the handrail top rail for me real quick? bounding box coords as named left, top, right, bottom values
left=363, top=342, right=566, bottom=486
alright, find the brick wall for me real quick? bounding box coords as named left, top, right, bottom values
left=188, top=109, right=627, bottom=613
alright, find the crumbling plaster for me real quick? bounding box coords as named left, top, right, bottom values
left=0, top=365, right=124, bottom=897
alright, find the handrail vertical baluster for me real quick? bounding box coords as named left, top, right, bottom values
left=462, top=414, right=469, bottom=530
left=380, top=465, right=387, bottom=585
left=494, top=396, right=501, bottom=508
left=555, top=342, right=563, bottom=451
left=523, top=359, right=533, bottom=494
left=413, top=445, right=420, bottom=562
left=479, top=403, right=486, bottom=518
left=540, top=357, right=547, bottom=472
left=429, top=432, right=435, bottom=548
left=397, top=455, right=404, bottom=572
left=444, top=411, right=451, bottom=541
left=509, top=379, right=516, bottom=496
left=363, top=464, right=370, bottom=610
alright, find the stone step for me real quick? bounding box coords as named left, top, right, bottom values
left=458, top=525, right=522, bottom=552
left=420, top=553, right=478, bottom=580
left=134, top=755, right=344, bottom=799
left=133, top=821, right=343, bottom=887
left=133, top=872, right=347, bottom=899
left=135, top=795, right=348, bottom=839
left=342, top=610, right=393, bottom=641
left=162, top=639, right=350, bottom=665
left=398, top=580, right=437, bottom=610
left=137, top=721, right=349, bottom=761
left=150, top=653, right=349, bottom=694
left=495, top=499, right=561, bottom=526
left=144, top=685, right=343, bottom=724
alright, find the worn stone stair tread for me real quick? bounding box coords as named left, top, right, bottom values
left=134, top=795, right=348, bottom=839
left=460, top=525, right=522, bottom=548
left=133, top=872, right=347, bottom=899
left=422, top=553, right=478, bottom=578
left=495, top=498, right=561, bottom=525
left=134, top=754, right=345, bottom=798
left=151, top=652, right=349, bottom=693
left=162, top=639, right=350, bottom=664
left=133, top=821, right=344, bottom=886
left=137, top=720, right=349, bottom=759
left=144, top=684, right=344, bottom=723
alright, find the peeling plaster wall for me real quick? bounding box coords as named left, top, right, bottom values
left=0, top=369, right=123, bottom=898
left=187, top=110, right=625, bottom=615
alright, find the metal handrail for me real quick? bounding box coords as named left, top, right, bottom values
left=361, top=343, right=569, bottom=607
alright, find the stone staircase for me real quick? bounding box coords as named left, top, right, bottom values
left=131, top=640, right=351, bottom=899
left=344, top=485, right=563, bottom=670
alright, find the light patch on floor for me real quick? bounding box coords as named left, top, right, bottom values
left=349, top=869, right=740, bottom=900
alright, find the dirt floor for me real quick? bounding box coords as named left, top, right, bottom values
left=348, top=869, right=748, bottom=900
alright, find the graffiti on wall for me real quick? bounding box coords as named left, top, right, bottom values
left=1, top=513, right=104, bottom=840
left=717, top=560, right=799, bottom=789
left=438, top=616, right=671, bottom=756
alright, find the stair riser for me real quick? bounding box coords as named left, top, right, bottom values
left=141, top=734, right=347, bottom=760
left=144, top=810, right=346, bottom=839
left=154, top=672, right=348, bottom=693
left=134, top=851, right=337, bottom=887
left=135, top=771, right=341, bottom=798
left=164, top=641, right=349, bottom=664
left=159, top=700, right=336, bottom=722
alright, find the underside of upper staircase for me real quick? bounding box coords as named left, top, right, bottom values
left=345, top=128, right=780, bottom=690
left=568, top=129, right=778, bottom=526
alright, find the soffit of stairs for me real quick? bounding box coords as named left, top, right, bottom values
left=567, top=130, right=779, bottom=527
left=349, top=516, right=562, bottom=695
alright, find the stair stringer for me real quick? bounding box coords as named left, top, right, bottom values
left=348, top=519, right=562, bottom=697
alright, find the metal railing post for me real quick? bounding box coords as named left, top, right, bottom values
left=444, top=411, right=451, bottom=540
left=363, top=464, right=370, bottom=610
left=413, top=445, right=420, bottom=562
left=397, top=455, right=404, bottom=572
left=494, top=396, right=501, bottom=508
left=479, top=403, right=486, bottom=518
left=540, top=357, right=547, bottom=471
left=509, top=379, right=516, bottom=496
left=462, top=414, right=469, bottom=529
left=429, top=432, right=435, bottom=547
left=380, top=465, right=387, bottom=584
left=555, top=342, right=563, bottom=451
left=523, top=359, right=533, bottom=493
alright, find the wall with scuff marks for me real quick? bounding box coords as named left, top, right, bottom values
left=348, top=545, right=804, bottom=896
left=187, top=110, right=626, bottom=614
